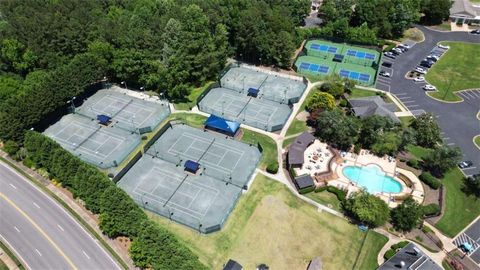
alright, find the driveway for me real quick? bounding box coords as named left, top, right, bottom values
left=376, top=26, right=480, bottom=176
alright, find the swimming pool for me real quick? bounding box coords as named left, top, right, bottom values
left=343, top=165, right=403, bottom=194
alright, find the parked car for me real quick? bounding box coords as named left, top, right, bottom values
left=459, top=161, right=473, bottom=169
left=398, top=44, right=411, bottom=49
left=379, top=71, right=391, bottom=77
left=391, top=48, right=403, bottom=55
left=420, top=60, right=433, bottom=68
left=396, top=46, right=408, bottom=52
left=470, top=29, right=480, bottom=35
left=438, top=44, right=450, bottom=50
left=423, top=84, right=436, bottom=90
left=426, top=56, right=438, bottom=62
left=382, top=61, right=393, bottom=68
left=415, top=67, right=427, bottom=74
left=414, top=76, right=425, bottom=82
left=383, top=52, right=396, bottom=59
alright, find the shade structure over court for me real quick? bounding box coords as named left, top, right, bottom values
left=118, top=124, right=261, bottom=233
left=204, top=114, right=240, bottom=136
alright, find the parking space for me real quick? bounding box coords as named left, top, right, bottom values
left=457, top=89, right=480, bottom=101
left=453, top=218, right=480, bottom=265
left=376, top=40, right=417, bottom=91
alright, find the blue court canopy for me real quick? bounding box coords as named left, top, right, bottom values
left=97, top=114, right=111, bottom=125
left=184, top=160, right=200, bottom=173
left=205, top=114, right=240, bottom=136
left=248, top=87, right=260, bottom=97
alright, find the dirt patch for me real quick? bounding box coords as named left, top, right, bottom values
left=405, top=228, right=442, bottom=253
left=296, top=111, right=309, bottom=121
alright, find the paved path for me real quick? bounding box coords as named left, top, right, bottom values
left=0, top=161, right=121, bottom=270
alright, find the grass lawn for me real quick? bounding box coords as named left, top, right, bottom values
left=474, top=135, right=480, bottom=148
left=285, top=88, right=316, bottom=136
left=425, top=42, right=480, bottom=101
left=168, top=112, right=207, bottom=129
left=173, top=82, right=214, bottom=110
left=240, top=129, right=277, bottom=169
left=305, top=191, right=342, bottom=212
left=0, top=260, right=7, bottom=270
left=401, top=28, right=425, bottom=42
left=407, top=145, right=480, bottom=237
left=399, top=116, right=414, bottom=127
left=282, top=137, right=296, bottom=148
left=435, top=168, right=480, bottom=237
left=149, top=174, right=387, bottom=270
left=349, top=88, right=395, bottom=104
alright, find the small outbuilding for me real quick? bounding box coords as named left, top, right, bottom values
left=288, top=132, right=316, bottom=168
left=184, top=160, right=200, bottom=174
left=348, top=96, right=399, bottom=123
left=204, top=114, right=240, bottom=136
left=247, top=87, right=260, bottom=97
left=294, top=174, right=315, bottom=191
left=223, top=259, right=243, bottom=270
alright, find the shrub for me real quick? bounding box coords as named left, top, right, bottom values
left=327, top=186, right=346, bottom=202
left=315, top=186, right=328, bottom=193
left=391, top=241, right=409, bottom=250
left=422, top=203, right=441, bottom=216
left=339, top=99, right=348, bottom=107
left=354, top=144, right=361, bottom=154
left=419, top=172, right=442, bottom=189
left=384, top=249, right=396, bottom=260
left=266, top=162, right=279, bottom=174
left=3, top=140, right=20, bottom=156
left=407, top=159, right=419, bottom=169
left=299, top=186, right=315, bottom=194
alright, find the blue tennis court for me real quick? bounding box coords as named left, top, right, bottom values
left=310, top=44, right=338, bottom=54
left=338, top=69, right=371, bottom=82
left=299, top=62, right=330, bottom=74
left=346, top=49, right=376, bottom=60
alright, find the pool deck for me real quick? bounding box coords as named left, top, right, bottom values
left=303, top=143, right=424, bottom=207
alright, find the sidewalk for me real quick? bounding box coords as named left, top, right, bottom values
left=0, top=245, right=21, bottom=270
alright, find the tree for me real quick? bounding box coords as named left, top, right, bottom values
left=371, top=131, right=402, bottom=156
left=391, top=197, right=423, bottom=232
left=306, top=92, right=336, bottom=112
left=424, top=145, right=462, bottom=177
left=319, top=79, right=345, bottom=98
left=411, top=113, right=442, bottom=148
left=463, top=175, right=480, bottom=198
left=358, top=115, right=395, bottom=149
left=421, top=0, right=453, bottom=25
left=343, top=190, right=390, bottom=227
left=315, top=110, right=360, bottom=150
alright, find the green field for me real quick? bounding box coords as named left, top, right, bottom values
left=435, top=168, right=480, bottom=237
left=173, top=82, right=214, bottom=110
left=149, top=174, right=387, bottom=270
left=426, top=42, right=480, bottom=101
left=285, top=87, right=316, bottom=136
left=240, top=129, right=277, bottom=169
left=406, top=145, right=480, bottom=237
left=305, top=191, right=342, bottom=212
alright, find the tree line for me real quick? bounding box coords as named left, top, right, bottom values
left=22, top=131, right=206, bottom=270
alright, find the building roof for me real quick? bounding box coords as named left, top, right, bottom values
left=248, top=87, right=260, bottom=97
left=450, top=0, right=477, bottom=17
left=288, top=132, right=316, bottom=165
left=295, top=174, right=315, bottom=189
left=223, top=259, right=243, bottom=270
left=307, top=257, right=322, bottom=270
left=97, top=114, right=111, bottom=125
left=184, top=160, right=200, bottom=173
left=348, top=96, right=399, bottom=123
left=205, top=114, right=240, bottom=136
left=378, top=243, right=442, bottom=270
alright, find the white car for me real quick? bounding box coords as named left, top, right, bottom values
left=415, top=67, right=427, bottom=74
left=414, top=76, right=425, bottom=82
left=438, top=44, right=450, bottom=50
left=379, top=71, right=391, bottom=77
left=423, top=84, right=436, bottom=90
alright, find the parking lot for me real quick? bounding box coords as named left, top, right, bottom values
left=375, top=25, right=480, bottom=176
left=453, top=218, right=480, bottom=265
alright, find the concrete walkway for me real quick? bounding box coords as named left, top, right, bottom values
left=0, top=245, right=22, bottom=270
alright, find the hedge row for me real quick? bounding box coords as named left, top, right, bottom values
left=419, top=172, right=442, bottom=190
left=314, top=186, right=347, bottom=202
left=23, top=131, right=206, bottom=270
left=422, top=203, right=441, bottom=217
left=384, top=241, right=409, bottom=260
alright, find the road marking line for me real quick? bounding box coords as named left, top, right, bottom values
left=0, top=192, right=78, bottom=270
left=408, top=105, right=419, bottom=108
left=35, top=249, right=42, bottom=257
left=13, top=226, right=20, bottom=232
left=398, top=96, right=411, bottom=100
left=9, top=183, right=17, bottom=189
left=463, top=167, right=477, bottom=170
left=33, top=202, right=40, bottom=209
left=82, top=250, right=91, bottom=260
left=57, top=224, right=64, bottom=232
left=396, top=93, right=408, bottom=95
left=402, top=100, right=415, bottom=104
left=447, top=143, right=455, bottom=145
left=444, top=137, right=450, bottom=140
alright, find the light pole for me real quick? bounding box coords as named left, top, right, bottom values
left=67, top=96, right=76, bottom=113
left=121, top=81, right=128, bottom=90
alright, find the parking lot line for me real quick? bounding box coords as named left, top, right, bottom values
left=402, top=100, right=415, bottom=104
left=398, top=96, right=411, bottom=100
left=471, top=91, right=480, bottom=98
left=407, top=104, right=419, bottom=108
left=463, top=166, right=477, bottom=170
left=395, top=93, right=408, bottom=96
left=447, top=142, right=455, bottom=146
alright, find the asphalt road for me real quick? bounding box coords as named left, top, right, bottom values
left=0, top=161, right=121, bottom=270
left=376, top=26, right=480, bottom=176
